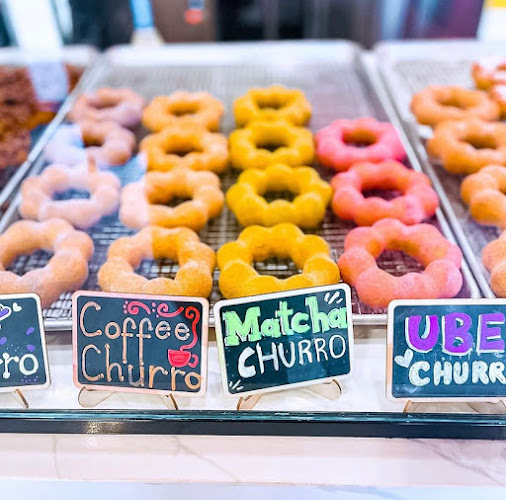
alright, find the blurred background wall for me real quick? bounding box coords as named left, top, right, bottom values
left=0, top=0, right=497, bottom=49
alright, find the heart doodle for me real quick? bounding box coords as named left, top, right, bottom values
left=26, top=327, right=34, bottom=336
left=0, top=304, right=12, bottom=322
left=27, top=345, right=35, bottom=352
left=394, top=348, right=414, bottom=368
left=12, top=303, right=21, bottom=312
left=0, top=337, right=6, bottom=345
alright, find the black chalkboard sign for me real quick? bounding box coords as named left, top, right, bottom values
left=388, top=299, right=506, bottom=401
left=0, top=293, right=49, bottom=392
left=214, top=285, right=353, bottom=396
left=72, top=291, right=208, bottom=396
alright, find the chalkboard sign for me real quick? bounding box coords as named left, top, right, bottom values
left=0, top=293, right=49, bottom=392
left=388, top=299, right=506, bottom=401
left=214, top=285, right=354, bottom=396
left=72, top=291, right=208, bottom=396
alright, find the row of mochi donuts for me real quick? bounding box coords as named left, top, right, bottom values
left=410, top=57, right=506, bottom=297
left=0, top=84, right=462, bottom=311
left=217, top=85, right=463, bottom=308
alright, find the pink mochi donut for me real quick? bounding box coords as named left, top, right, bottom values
left=315, top=117, right=405, bottom=172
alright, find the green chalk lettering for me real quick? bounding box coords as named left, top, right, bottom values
left=223, top=307, right=261, bottom=346
left=305, top=296, right=330, bottom=333
left=292, top=312, right=310, bottom=334
left=261, top=318, right=281, bottom=338
left=275, top=301, right=294, bottom=335
left=328, top=307, right=348, bottom=329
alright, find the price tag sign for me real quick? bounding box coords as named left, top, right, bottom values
left=72, top=291, right=208, bottom=396
left=214, top=285, right=354, bottom=396
left=0, top=294, right=49, bottom=392
left=388, top=299, right=506, bottom=401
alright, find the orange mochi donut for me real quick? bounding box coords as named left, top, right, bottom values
left=472, top=57, right=506, bottom=90
left=331, top=160, right=439, bottom=226
left=0, top=218, right=94, bottom=308
left=217, top=223, right=340, bottom=298
left=410, top=85, right=499, bottom=127
left=120, top=169, right=224, bottom=232
left=482, top=230, right=506, bottom=297
left=19, top=162, right=121, bottom=229
left=427, top=118, right=506, bottom=174
left=142, top=91, right=224, bottom=132
left=461, top=165, right=506, bottom=229
left=338, top=219, right=463, bottom=309
left=140, top=125, right=228, bottom=173
left=98, top=226, right=215, bottom=298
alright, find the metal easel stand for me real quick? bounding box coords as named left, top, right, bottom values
left=236, top=379, right=342, bottom=410
left=403, top=400, right=506, bottom=414
left=77, top=387, right=179, bottom=410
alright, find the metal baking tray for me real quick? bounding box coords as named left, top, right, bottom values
left=0, top=41, right=480, bottom=331
left=375, top=39, right=506, bottom=298
left=0, top=45, right=97, bottom=213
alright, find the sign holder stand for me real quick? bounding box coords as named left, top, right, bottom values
left=403, top=400, right=506, bottom=414
left=236, top=379, right=342, bottom=410
left=78, top=387, right=179, bottom=410
left=0, top=388, right=30, bottom=409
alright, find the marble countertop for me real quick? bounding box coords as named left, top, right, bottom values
left=0, top=433, right=504, bottom=485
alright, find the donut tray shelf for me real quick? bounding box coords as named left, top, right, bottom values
left=0, top=45, right=98, bottom=215
left=0, top=41, right=480, bottom=332
left=375, top=39, right=506, bottom=299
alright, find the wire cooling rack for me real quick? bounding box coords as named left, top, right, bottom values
left=376, top=40, right=506, bottom=298
left=0, top=42, right=479, bottom=330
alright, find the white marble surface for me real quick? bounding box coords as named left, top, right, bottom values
left=0, top=433, right=504, bottom=485
left=1, top=482, right=505, bottom=499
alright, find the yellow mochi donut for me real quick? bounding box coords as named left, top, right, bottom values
left=226, top=163, right=331, bottom=228
left=217, top=223, right=340, bottom=299
left=229, top=120, right=314, bottom=170
left=234, top=85, right=312, bottom=127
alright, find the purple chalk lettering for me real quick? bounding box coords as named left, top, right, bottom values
left=443, top=312, right=473, bottom=356
left=405, top=315, right=439, bottom=353
left=477, top=312, right=505, bottom=354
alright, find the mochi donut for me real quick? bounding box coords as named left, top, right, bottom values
left=45, top=120, right=136, bottom=167
left=427, top=119, right=506, bottom=175
left=410, top=85, right=499, bottom=127
left=0, top=218, right=94, bottom=308
left=331, top=160, right=439, bottom=226
left=315, top=117, right=405, bottom=172
left=217, top=223, right=340, bottom=298
left=338, top=219, right=463, bottom=309
left=233, top=85, right=312, bottom=127
left=98, top=226, right=215, bottom=298
left=19, top=162, right=121, bottom=229
left=120, top=168, right=224, bottom=232
left=142, top=91, right=224, bottom=132
left=483, top=230, right=506, bottom=297
left=69, top=87, right=146, bottom=128
left=460, top=165, right=506, bottom=229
